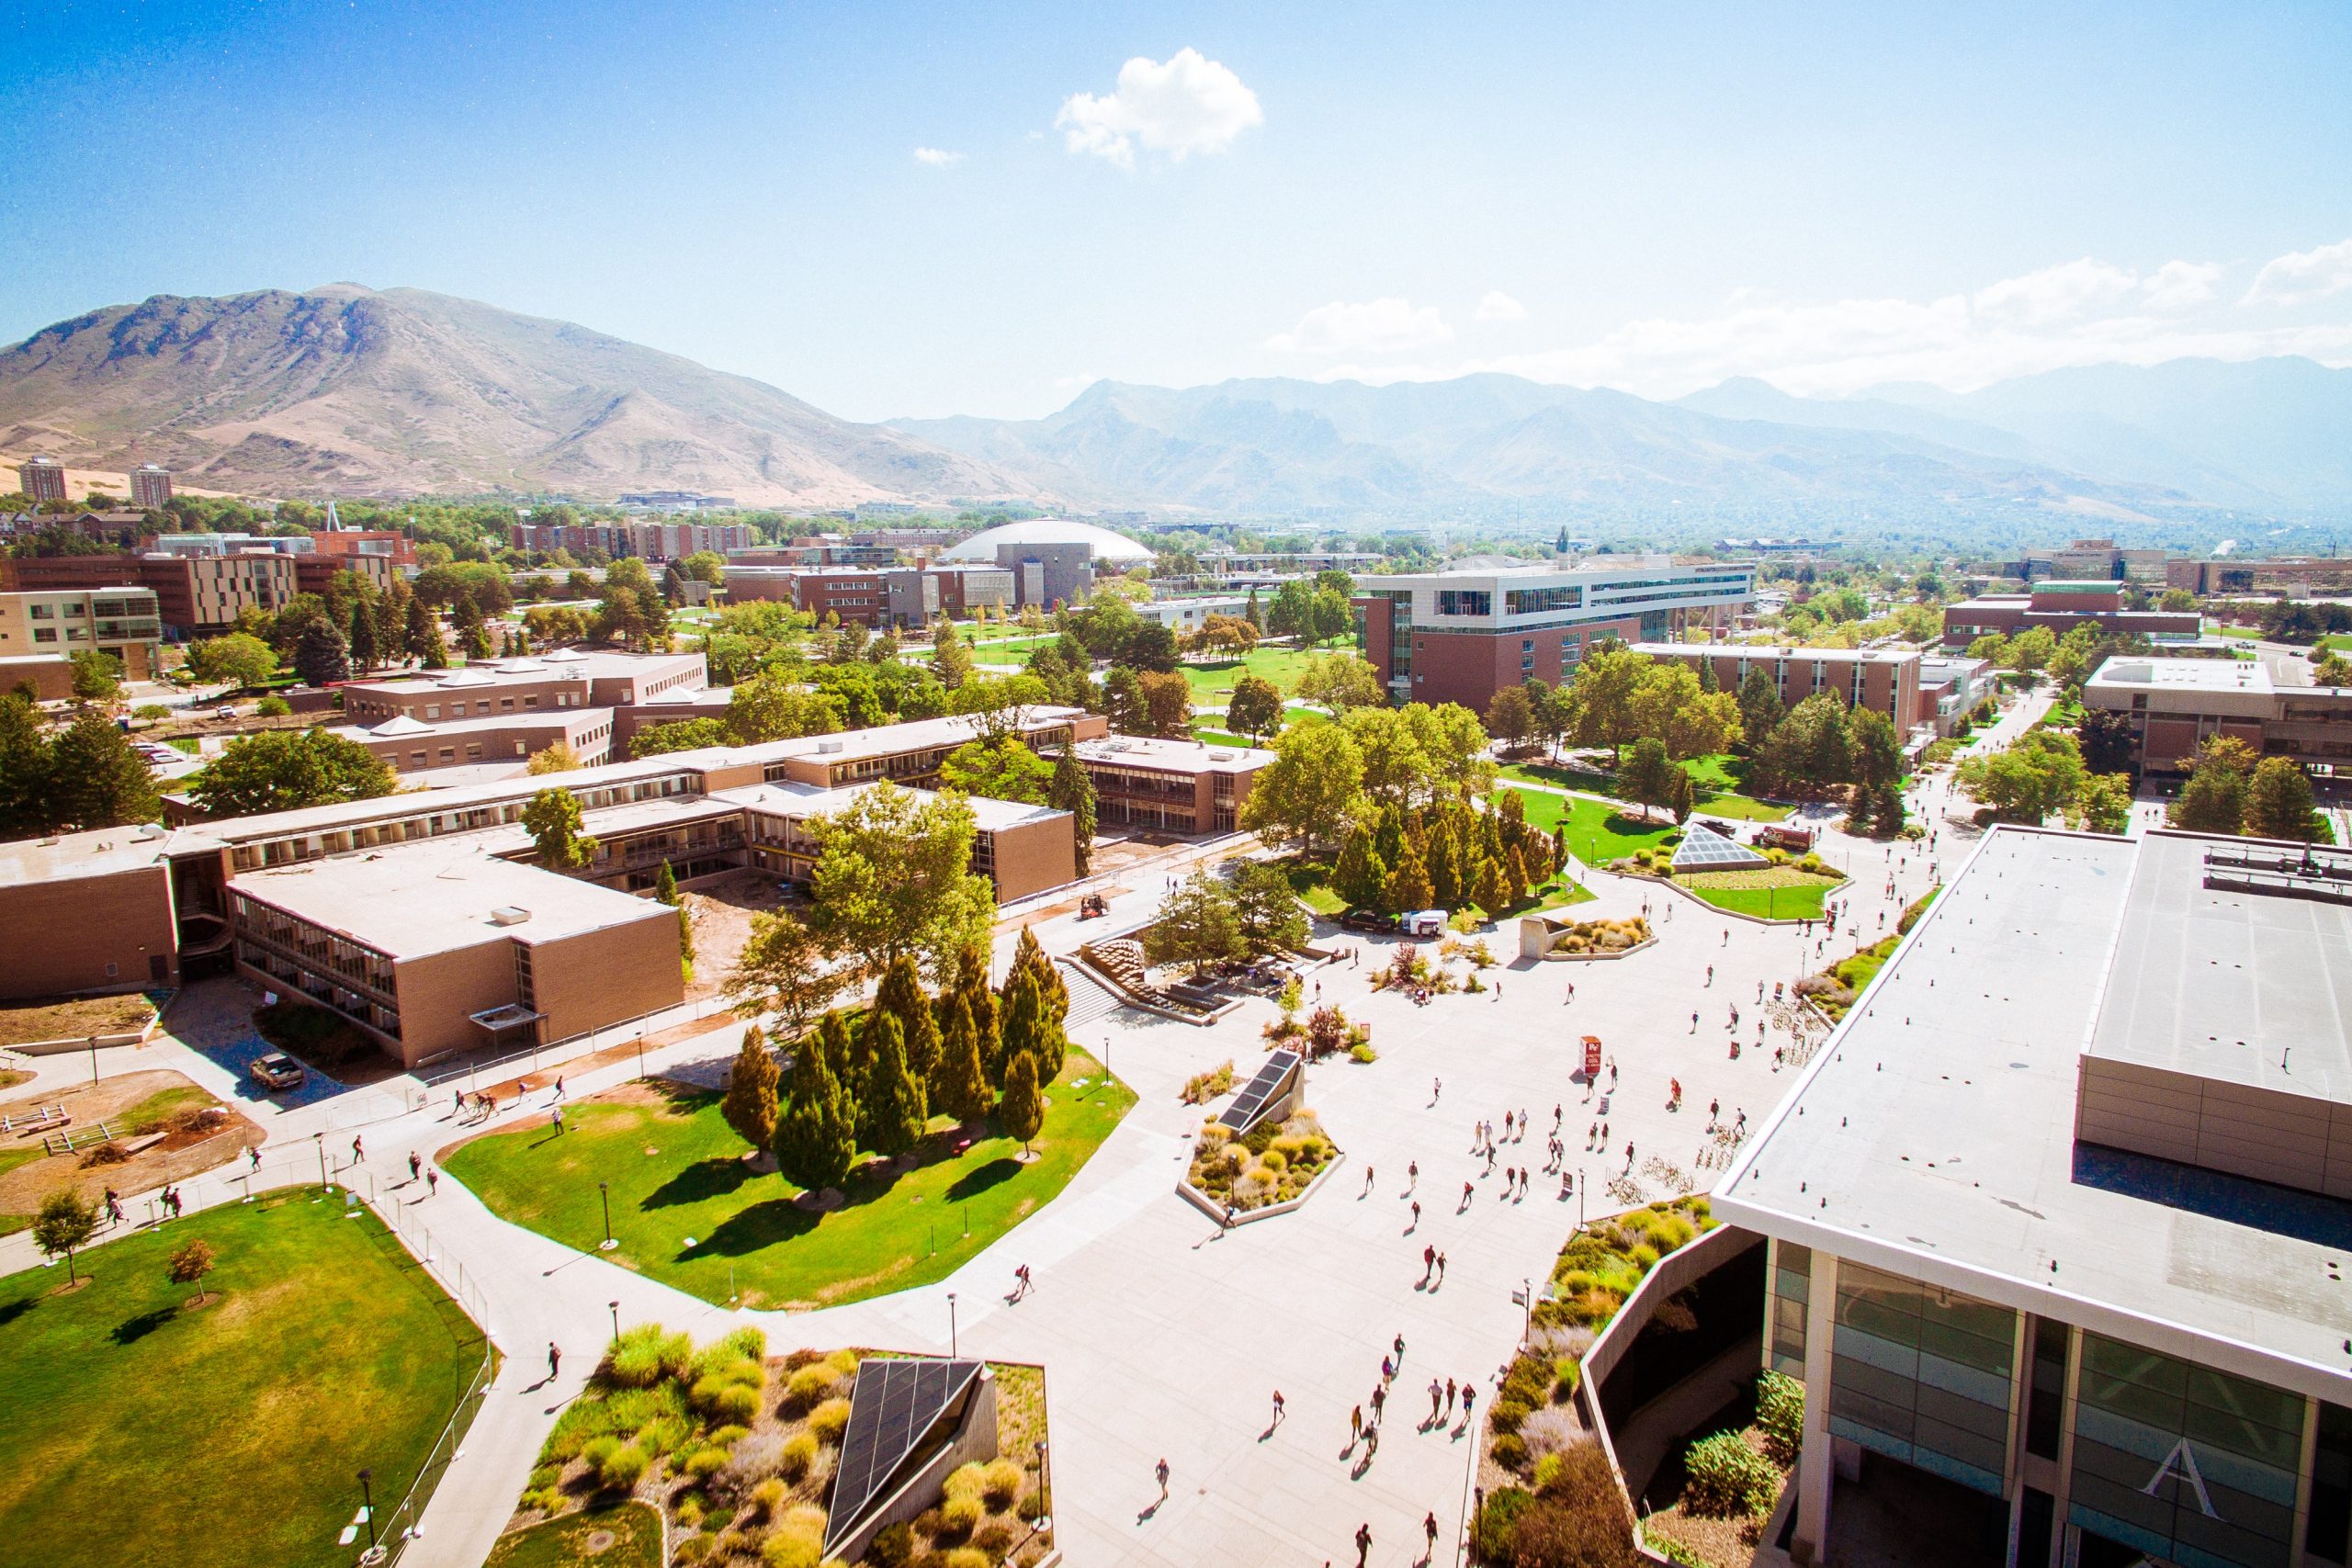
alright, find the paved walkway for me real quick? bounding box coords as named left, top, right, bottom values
left=3, top=717, right=1986, bottom=1567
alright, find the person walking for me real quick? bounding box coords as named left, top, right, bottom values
left=1372, top=1383, right=1387, bottom=1421
left=1406, top=1159, right=1418, bottom=1192
left=1351, top=1404, right=1364, bottom=1439
left=1272, top=1389, right=1286, bottom=1425
left=1432, top=1076, right=1442, bottom=1103
left=1356, top=1522, right=1374, bottom=1567
left=1435, top=1251, right=1448, bottom=1283
left=1423, top=1243, right=1437, bottom=1281
left=409, top=1151, right=422, bottom=1180
left=1409, top=1199, right=1420, bottom=1227
left=247, top=1145, right=261, bottom=1172
left=548, top=1343, right=562, bottom=1381
left=350, top=1134, right=364, bottom=1163
left=1444, top=1377, right=1458, bottom=1418
left=1460, top=1180, right=1474, bottom=1210
left=1156, top=1457, right=1170, bottom=1498
left=1429, top=1379, right=1444, bottom=1423
left=553, top=1075, right=565, bottom=1100
left=425, top=1167, right=439, bottom=1196
left=1363, top=1165, right=1376, bottom=1196
left=552, top=1104, right=566, bottom=1134
left=1461, top=1382, right=1476, bottom=1425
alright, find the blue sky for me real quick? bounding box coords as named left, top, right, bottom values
left=3, top=0, right=2348, bottom=420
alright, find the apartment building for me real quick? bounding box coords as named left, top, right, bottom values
left=727, top=781, right=1075, bottom=898
left=0, top=586, right=164, bottom=679
left=16, top=456, right=66, bottom=503
left=312, top=528, right=417, bottom=569
left=0, top=825, right=191, bottom=995
left=722, top=565, right=1016, bottom=626
left=1942, top=582, right=2199, bottom=649
left=339, top=707, right=617, bottom=774
left=0, top=549, right=300, bottom=635
left=1718, top=828, right=2352, bottom=1568
left=507, top=519, right=754, bottom=559
left=1071, top=735, right=1272, bottom=834
left=1632, top=642, right=1922, bottom=730
left=1354, top=559, right=1758, bottom=710
left=127, top=463, right=173, bottom=509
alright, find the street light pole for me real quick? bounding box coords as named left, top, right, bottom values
left=1577, top=1167, right=1587, bottom=1229
left=315, top=1132, right=327, bottom=1190
left=598, top=1181, right=616, bottom=1250
left=608, top=1300, right=621, bottom=1346
left=947, top=1292, right=958, bottom=1358
left=356, top=1468, right=376, bottom=1550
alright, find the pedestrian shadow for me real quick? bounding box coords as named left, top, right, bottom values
left=1351, top=1448, right=1375, bottom=1479
left=1135, top=1497, right=1164, bottom=1524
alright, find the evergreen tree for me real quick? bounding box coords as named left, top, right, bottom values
left=1243, top=586, right=1263, bottom=630
left=0, top=694, right=53, bottom=839
left=347, top=601, right=379, bottom=672
left=1695, top=653, right=1719, bottom=694
left=1504, top=843, right=1531, bottom=908
left=1736, top=667, right=1783, bottom=750
left=1473, top=852, right=1509, bottom=915
left=773, top=1010, right=856, bottom=1192
left=405, top=597, right=448, bottom=669
left=995, top=969, right=1046, bottom=1091
left=1427, top=816, right=1462, bottom=907
left=377, top=581, right=410, bottom=665
left=719, top=1027, right=780, bottom=1152
left=953, top=942, right=998, bottom=1070
left=1666, top=765, right=1695, bottom=823
left=1047, top=748, right=1098, bottom=873
left=293, top=616, right=351, bottom=687
left=1385, top=839, right=1434, bottom=911
left=1005, top=925, right=1068, bottom=1036
left=998, top=1049, right=1045, bottom=1155
left=654, top=859, right=680, bottom=906
left=2245, top=757, right=2321, bottom=841
left=859, top=1010, right=927, bottom=1158
left=930, top=620, right=976, bottom=689
left=1373, top=804, right=1407, bottom=872
left=1333, top=821, right=1386, bottom=909
left=48, top=711, right=160, bottom=830
left=933, top=990, right=995, bottom=1122
left=875, top=955, right=943, bottom=1090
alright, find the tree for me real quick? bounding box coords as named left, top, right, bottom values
left=720, top=1028, right=780, bottom=1153
left=32, top=1189, right=97, bottom=1284
left=1007, top=923, right=1069, bottom=1038
left=1847, top=707, right=1905, bottom=795
left=1664, top=764, right=1695, bottom=824
left=346, top=601, right=380, bottom=672
left=2077, top=707, right=2137, bottom=774
left=951, top=942, right=1000, bottom=1083
left=1962, top=730, right=2086, bottom=825
left=726, top=910, right=844, bottom=1035
left=857, top=1010, right=928, bottom=1158
left=2160, top=588, right=2198, bottom=612
left=69, top=649, right=121, bottom=704
left=1487, top=685, right=1534, bottom=755
left=168, top=1235, right=218, bottom=1304
left=524, top=786, right=598, bottom=869
left=875, top=954, right=944, bottom=1092
left=2170, top=737, right=2255, bottom=834
left=2005, top=626, right=2058, bottom=675
left=292, top=617, right=351, bottom=687
left=1755, top=694, right=1852, bottom=795
left=47, top=712, right=161, bottom=831
left=774, top=1010, right=858, bottom=1193
left=940, top=736, right=1053, bottom=802
left=1100, top=665, right=1146, bottom=732
left=931, top=620, right=976, bottom=689
left=632, top=717, right=730, bottom=758
left=2316, top=650, right=2352, bottom=688
left=1230, top=860, right=1309, bottom=956
left=998, top=1048, right=1045, bottom=1155
left=932, top=991, right=994, bottom=1122
left=2245, top=757, right=2322, bottom=841
left=726, top=671, right=842, bottom=744
left=1047, top=748, right=1098, bottom=874
left=2075, top=773, right=2134, bottom=835
left=1239, top=719, right=1364, bottom=854
left=805, top=783, right=996, bottom=986
left=190, top=729, right=398, bottom=817
left=1385, top=839, right=1434, bottom=912
left=1136, top=671, right=1193, bottom=737
left=1569, top=646, right=1651, bottom=760
left=1619, top=738, right=1681, bottom=823
left=1735, top=667, right=1784, bottom=750
left=947, top=673, right=1051, bottom=746
left=655, top=860, right=695, bottom=974
left=1145, top=870, right=1245, bottom=975
left=0, top=694, right=51, bottom=840
left=186, top=633, right=279, bottom=689
left=1294, top=652, right=1385, bottom=714
left=1265, top=580, right=1319, bottom=643
left=1226, top=673, right=1284, bottom=746
left=1631, top=664, right=1740, bottom=760
left=405, top=597, right=448, bottom=669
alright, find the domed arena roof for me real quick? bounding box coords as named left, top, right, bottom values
left=938, top=519, right=1155, bottom=566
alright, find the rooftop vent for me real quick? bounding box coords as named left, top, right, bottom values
left=817, top=739, right=843, bottom=753
left=489, top=906, right=532, bottom=927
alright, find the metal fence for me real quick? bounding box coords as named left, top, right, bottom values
left=416, top=992, right=739, bottom=1090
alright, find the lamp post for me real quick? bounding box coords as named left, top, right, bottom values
left=1577, top=1167, right=1587, bottom=1229
left=598, top=1181, right=616, bottom=1250
left=947, top=1292, right=958, bottom=1358
left=1521, top=1276, right=1534, bottom=1346
left=1035, top=1438, right=1051, bottom=1530
left=315, top=1131, right=327, bottom=1190
left=608, top=1300, right=621, bottom=1345
left=356, top=1468, right=377, bottom=1551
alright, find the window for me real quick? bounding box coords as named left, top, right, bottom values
left=33, top=627, right=56, bottom=643
left=425, top=705, right=441, bottom=719
left=1436, top=590, right=1492, bottom=617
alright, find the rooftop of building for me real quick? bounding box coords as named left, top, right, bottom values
left=0, top=821, right=223, bottom=883
left=1634, top=641, right=1919, bottom=665
left=713, top=779, right=1066, bottom=831
left=1073, top=733, right=1275, bottom=773
left=331, top=706, right=606, bottom=742
left=344, top=649, right=701, bottom=696
left=1364, top=557, right=1753, bottom=585
left=937, top=518, right=1154, bottom=565
left=2084, top=658, right=2277, bottom=695
left=1714, top=826, right=2352, bottom=1403
left=229, top=845, right=670, bottom=959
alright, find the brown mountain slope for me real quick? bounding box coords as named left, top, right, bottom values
left=0, top=285, right=1045, bottom=505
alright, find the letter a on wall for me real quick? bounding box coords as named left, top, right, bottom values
left=2142, top=1438, right=2221, bottom=1520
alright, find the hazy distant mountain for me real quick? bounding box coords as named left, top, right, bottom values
left=894, top=374, right=2196, bottom=519
left=0, top=286, right=1041, bottom=505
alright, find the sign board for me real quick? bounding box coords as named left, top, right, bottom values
left=1582, top=1037, right=1603, bottom=1077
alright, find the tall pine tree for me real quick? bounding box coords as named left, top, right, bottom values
left=995, top=969, right=1046, bottom=1091
left=719, top=1027, right=779, bottom=1154
left=858, top=1010, right=927, bottom=1158
left=875, top=954, right=943, bottom=1092
left=953, top=943, right=997, bottom=1075
left=933, top=990, right=994, bottom=1123
left=1048, top=749, right=1098, bottom=874
left=773, top=1010, right=856, bottom=1193
left=999, top=1048, right=1045, bottom=1155
left=347, top=602, right=379, bottom=672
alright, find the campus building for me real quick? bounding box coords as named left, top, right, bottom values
left=1919, top=654, right=2000, bottom=737
left=1071, top=735, right=1272, bottom=834
left=507, top=519, right=755, bottom=559
left=2007, top=538, right=2174, bottom=584
left=937, top=519, right=1156, bottom=609
left=16, top=456, right=66, bottom=503
left=1352, top=559, right=1757, bottom=710
left=1717, top=827, right=2352, bottom=1568
left=1632, top=643, right=1924, bottom=731
left=334, top=650, right=707, bottom=775
left=0, top=586, right=164, bottom=680
left=127, top=463, right=173, bottom=509
left=0, top=548, right=300, bottom=636
left=1942, top=582, right=2200, bottom=650
left=2083, top=656, right=2352, bottom=773
left=719, top=564, right=1017, bottom=627
left=2167, top=558, right=2352, bottom=599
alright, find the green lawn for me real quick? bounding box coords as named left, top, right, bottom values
left=1675, top=868, right=1843, bottom=920
left=1500, top=787, right=1681, bottom=864
left=0, top=1191, right=484, bottom=1568
left=1176, top=645, right=1334, bottom=701
left=1498, top=752, right=1792, bottom=822
left=487, top=1501, right=664, bottom=1568
left=443, top=1054, right=1134, bottom=1312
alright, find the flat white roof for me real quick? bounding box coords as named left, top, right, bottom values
left=344, top=649, right=697, bottom=697
left=714, top=780, right=1063, bottom=832
left=1074, top=734, right=1273, bottom=773
left=1715, top=827, right=2352, bottom=1404
left=229, top=846, right=670, bottom=960
left=1634, top=641, right=1918, bottom=666
left=0, top=823, right=221, bottom=884
left=2086, top=658, right=2276, bottom=695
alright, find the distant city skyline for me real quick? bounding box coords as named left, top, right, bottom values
left=2, top=0, right=2346, bottom=422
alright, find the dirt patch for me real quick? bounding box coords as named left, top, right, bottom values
left=0, top=1070, right=263, bottom=1219
left=677, top=871, right=789, bottom=1002
left=0, top=992, right=156, bottom=1048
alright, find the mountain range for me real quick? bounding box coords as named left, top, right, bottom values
left=1, top=285, right=2346, bottom=525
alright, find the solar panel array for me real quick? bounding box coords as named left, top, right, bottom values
left=825, top=1357, right=984, bottom=1552
left=1218, top=1048, right=1302, bottom=1133
left=1670, top=824, right=1769, bottom=873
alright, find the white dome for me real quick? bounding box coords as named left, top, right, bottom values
left=939, top=519, right=1155, bottom=566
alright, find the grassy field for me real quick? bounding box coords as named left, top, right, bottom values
left=486, top=1502, right=664, bottom=1568
left=443, top=1053, right=1134, bottom=1311
left=1176, top=645, right=1333, bottom=701
left=1498, top=753, right=1792, bottom=823
left=1674, top=867, right=1843, bottom=920
left=0, top=1191, right=483, bottom=1568
left=1501, top=787, right=1681, bottom=864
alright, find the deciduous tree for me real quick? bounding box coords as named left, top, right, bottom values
left=805, top=783, right=996, bottom=985
left=190, top=729, right=398, bottom=817
left=1240, top=719, right=1364, bottom=854
left=523, top=786, right=598, bottom=869
left=1145, top=870, right=1245, bottom=976
left=1225, top=673, right=1283, bottom=746
left=32, top=1189, right=97, bottom=1283
left=2245, top=756, right=2322, bottom=841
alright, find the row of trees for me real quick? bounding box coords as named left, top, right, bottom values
left=1240, top=703, right=1498, bottom=854
left=2169, top=736, right=2326, bottom=842
left=0, top=696, right=162, bottom=840
left=733, top=929, right=1071, bottom=1191
left=1329, top=790, right=1566, bottom=917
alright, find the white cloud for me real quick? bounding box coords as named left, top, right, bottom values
left=1265, top=298, right=1453, bottom=355
left=2142, top=259, right=2223, bottom=310
left=1056, top=48, right=1262, bottom=168
left=1475, top=290, right=1528, bottom=322
left=1971, top=257, right=2139, bottom=325
left=2245, top=238, right=2352, bottom=306
left=912, top=147, right=965, bottom=167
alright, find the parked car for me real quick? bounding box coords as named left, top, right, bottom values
left=248, top=1053, right=305, bottom=1091
left=1338, top=907, right=1396, bottom=934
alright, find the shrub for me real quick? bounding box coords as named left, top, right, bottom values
left=979, top=1457, right=1023, bottom=1509
left=943, top=1462, right=987, bottom=1504
left=867, top=1522, right=915, bottom=1567
left=1016, top=1488, right=1046, bottom=1521
left=684, top=1448, right=730, bottom=1481
left=808, top=1396, right=852, bottom=1443
left=708, top=1382, right=761, bottom=1424
left=674, top=1536, right=712, bottom=1563
left=974, top=1519, right=1015, bottom=1554
left=751, top=1477, right=787, bottom=1517
left=1471, top=1486, right=1532, bottom=1562
left=824, top=1348, right=861, bottom=1380
left=785, top=1364, right=839, bottom=1410
left=1756, top=1369, right=1804, bottom=1464
left=134, top=704, right=171, bottom=720
left=676, top=1495, right=706, bottom=1529
left=1491, top=1432, right=1529, bottom=1472
left=1554, top=1358, right=1582, bottom=1400
left=579, top=1436, right=620, bottom=1471
left=779, top=1432, right=819, bottom=1481
left=606, top=1324, right=673, bottom=1388
left=528, top=1464, right=562, bottom=1490
left=939, top=1495, right=985, bottom=1537
left=944, top=1550, right=990, bottom=1568
left=761, top=1503, right=829, bottom=1568
left=255, top=694, right=292, bottom=716
left=1533, top=1450, right=1566, bottom=1490
left=707, top=1425, right=750, bottom=1449
left=599, top=1442, right=650, bottom=1492
left=717, top=1325, right=767, bottom=1362
left=1683, top=1430, right=1780, bottom=1517
left=1490, top=1398, right=1532, bottom=1437
left=1351, top=1043, right=1377, bottom=1064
